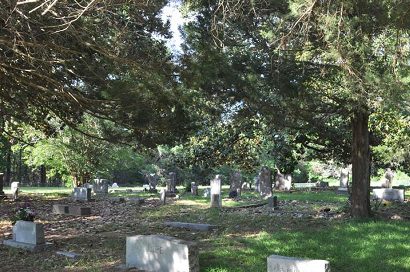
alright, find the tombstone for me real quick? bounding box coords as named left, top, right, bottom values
left=191, top=182, right=198, bottom=196
left=339, top=168, right=349, bottom=188
left=111, top=182, right=119, bottom=188
left=4, top=220, right=51, bottom=251
left=275, top=173, right=291, bottom=191
left=147, top=173, right=159, bottom=192
left=160, top=188, right=167, bottom=205
left=11, top=182, right=19, bottom=201
left=166, top=172, right=177, bottom=194
left=258, top=167, right=272, bottom=197
left=72, top=187, right=91, bottom=201
left=210, top=175, right=222, bottom=208
left=254, top=176, right=260, bottom=193
left=93, top=179, right=109, bottom=195
left=267, top=255, right=330, bottom=272
left=52, top=204, right=91, bottom=216
left=241, top=182, right=250, bottom=190
left=229, top=171, right=242, bottom=197
left=372, top=188, right=405, bottom=202
left=381, top=168, right=395, bottom=188
left=203, top=188, right=210, bottom=198
left=126, top=235, right=199, bottom=272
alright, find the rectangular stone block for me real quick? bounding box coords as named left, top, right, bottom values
left=3, top=239, right=52, bottom=252
left=73, top=187, right=91, bottom=201
left=372, top=188, right=405, bottom=202
left=52, top=204, right=69, bottom=215
left=294, top=183, right=316, bottom=189
left=13, top=220, right=45, bottom=245
left=267, top=255, right=330, bottom=272
left=69, top=206, right=91, bottom=216
left=126, top=235, right=199, bottom=272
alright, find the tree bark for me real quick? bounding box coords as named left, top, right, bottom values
left=351, top=110, right=371, bottom=217
left=40, top=165, right=46, bottom=186
left=5, top=146, right=11, bottom=186
left=0, top=172, right=4, bottom=195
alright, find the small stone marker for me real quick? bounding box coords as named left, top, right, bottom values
left=52, top=204, right=91, bottom=216
left=259, top=167, right=272, bottom=197
left=267, top=254, right=330, bottom=272
left=203, top=188, right=210, bottom=198
left=267, top=196, right=279, bottom=209
left=160, top=188, right=167, bottom=204
left=164, top=222, right=217, bottom=231
left=372, top=188, right=405, bottom=202
left=126, top=235, right=199, bottom=272
left=4, top=221, right=51, bottom=251
left=11, top=182, right=19, bottom=201
left=294, top=183, right=316, bottom=189
left=73, top=187, right=91, bottom=201
left=229, top=170, right=242, bottom=196
left=191, top=182, right=198, bottom=196
left=210, top=175, right=222, bottom=208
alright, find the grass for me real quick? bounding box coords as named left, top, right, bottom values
left=0, top=186, right=409, bottom=272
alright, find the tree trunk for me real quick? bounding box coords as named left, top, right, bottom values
left=40, top=165, right=46, bottom=186
left=0, top=172, right=4, bottom=195
left=5, top=147, right=11, bottom=185
left=351, top=110, right=371, bottom=218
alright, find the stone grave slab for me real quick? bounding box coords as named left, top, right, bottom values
left=267, top=254, right=330, bottom=272
left=372, top=188, right=405, bottom=202
left=164, top=222, right=217, bottom=231
left=126, top=235, right=199, bottom=272
left=52, top=204, right=91, bottom=216
left=73, top=187, right=91, bottom=201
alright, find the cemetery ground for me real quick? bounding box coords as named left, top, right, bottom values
left=0, top=187, right=409, bottom=272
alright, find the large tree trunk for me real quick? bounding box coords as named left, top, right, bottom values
left=0, top=172, right=4, bottom=195
left=351, top=111, right=371, bottom=217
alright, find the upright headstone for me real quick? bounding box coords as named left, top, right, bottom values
left=267, top=255, right=330, bottom=272
left=259, top=167, right=272, bottom=197
left=275, top=173, right=291, bottom=191
left=339, top=168, right=349, bottom=188
left=166, top=172, right=177, bottom=194
left=191, top=182, right=198, bottom=196
left=160, top=188, right=167, bottom=205
left=147, top=173, right=159, bottom=192
left=126, top=235, right=199, bottom=272
left=4, top=220, right=51, bottom=251
left=11, top=182, right=19, bottom=201
left=93, top=179, right=109, bottom=195
left=210, top=175, right=222, bottom=208
left=373, top=188, right=405, bottom=202
left=73, top=187, right=91, bottom=201
left=381, top=168, right=395, bottom=188
left=229, top=171, right=242, bottom=196
left=254, top=176, right=260, bottom=193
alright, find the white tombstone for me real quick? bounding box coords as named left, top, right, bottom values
left=111, top=182, right=119, bottom=188
left=267, top=254, right=330, bottom=272
left=381, top=168, right=395, bottom=188
left=126, top=235, right=199, bottom=272
left=210, top=175, right=222, bottom=208
left=339, top=168, right=349, bottom=188
left=372, top=188, right=405, bottom=202
left=11, top=182, right=19, bottom=200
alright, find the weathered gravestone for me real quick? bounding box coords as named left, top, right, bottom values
left=372, top=188, right=405, bottom=202
left=275, top=173, right=292, bottom=191
left=254, top=176, right=260, bottom=193
left=73, top=187, right=91, bottom=201
left=11, top=181, right=19, bottom=201
left=4, top=220, right=51, bottom=251
left=166, top=172, right=177, bottom=196
left=210, top=175, right=222, bottom=208
left=267, top=254, right=330, bottom=272
left=381, top=168, right=395, bottom=188
left=126, top=235, right=199, bottom=272
left=203, top=188, right=210, bottom=198
left=146, top=173, right=159, bottom=192
left=52, top=204, right=91, bottom=216
left=191, top=182, right=198, bottom=196
left=229, top=171, right=242, bottom=197
left=259, top=167, right=272, bottom=197
left=160, top=188, right=167, bottom=205
left=92, top=179, right=109, bottom=195
left=339, top=168, right=349, bottom=188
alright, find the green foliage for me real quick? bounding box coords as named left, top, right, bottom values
left=10, top=206, right=35, bottom=225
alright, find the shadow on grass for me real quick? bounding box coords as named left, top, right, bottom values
left=200, top=220, right=410, bottom=272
